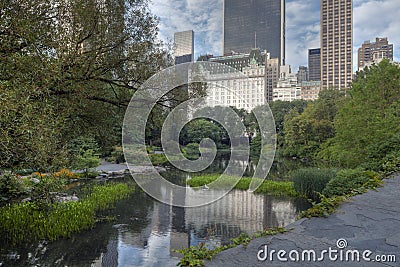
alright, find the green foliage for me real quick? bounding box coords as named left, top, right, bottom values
left=253, top=179, right=298, bottom=197
left=187, top=174, right=298, bottom=197
left=283, top=89, right=344, bottom=159
left=148, top=154, right=168, bottom=165
left=0, top=174, right=25, bottom=203
left=0, top=183, right=134, bottom=245
left=181, top=119, right=223, bottom=146
left=320, top=60, right=400, bottom=168
left=106, top=146, right=125, bottom=164
left=300, top=194, right=347, bottom=218
left=250, top=135, right=262, bottom=158
left=29, top=173, right=68, bottom=207
left=292, top=168, right=337, bottom=200
left=300, top=170, right=383, bottom=218
left=0, top=0, right=172, bottom=170
left=183, top=143, right=201, bottom=159
left=68, top=137, right=100, bottom=172
left=322, top=169, right=382, bottom=197
left=361, top=132, right=400, bottom=173
left=382, top=152, right=400, bottom=175
left=175, top=227, right=286, bottom=267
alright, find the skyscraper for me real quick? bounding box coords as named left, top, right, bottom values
left=174, top=30, right=194, bottom=65
left=223, top=0, right=285, bottom=65
left=308, top=48, right=321, bottom=81
left=320, top=0, right=353, bottom=89
left=358, top=37, right=393, bottom=70
left=296, top=66, right=308, bottom=84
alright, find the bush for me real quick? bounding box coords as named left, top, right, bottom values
left=292, top=168, right=336, bottom=200
left=322, top=169, right=379, bottom=197
left=106, top=146, right=125, bottom=163
left=183, top=143, right=200, bottom=159
left=381, top=152, right=400, bottom=175
left=0, top=173, right=25, bottom=203
left=68, top=137, right=100, bottom=172
left=148, top=154, right=168, bottom=165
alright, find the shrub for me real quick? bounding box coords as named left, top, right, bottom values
left=183, top=143, right=200, bottom=159
left=381, top=152, right=400, bottom=175
left=106, top=146, right=125, bottom=163
left=322, top=169, right=380, bottom=197
left=148, top=154, right=168, bottom=165
left=292, top=168, right=336, bottom=200
left=0, top=173, right=25, bottom=203
left=68, top=137, right=100, bottom=173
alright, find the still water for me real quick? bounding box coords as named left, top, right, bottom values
left=1, top=158, right=311, bottom=266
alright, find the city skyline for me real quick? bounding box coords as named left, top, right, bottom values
left=150, top=0, right=400, bottom=72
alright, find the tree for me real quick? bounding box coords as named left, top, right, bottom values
left=0, top=0, right=171, bottom=169
left=181, top=119, right=223, bottom=147
left=320, top=60, right=400, bottom=167
left=282, top=89, right=344, bottom=158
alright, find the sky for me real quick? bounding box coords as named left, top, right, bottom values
left=149, top=0, right=400, bottom=72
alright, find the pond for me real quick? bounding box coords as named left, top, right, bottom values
left=0, top=157, right=311, bottom=266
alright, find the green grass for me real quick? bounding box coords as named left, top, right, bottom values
left=0, top=183, right=134, bottom=245
left=187, top=174, right=299, bottom=197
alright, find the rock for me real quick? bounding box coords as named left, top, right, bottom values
left=112, top=224, right=129, bottom=229
left=30, top=178, right=40, bottom=184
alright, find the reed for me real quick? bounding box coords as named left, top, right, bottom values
left=0, top=183, right=134, bottom=245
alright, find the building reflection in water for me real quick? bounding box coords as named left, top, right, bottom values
left=91, top=186, right=308, bottom=266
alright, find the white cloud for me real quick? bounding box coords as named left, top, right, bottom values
left=354, top=0, right=400, bottom=65
left=285, top=0, right=320, bottom=71
left=150, top=0, right=223, bottom=59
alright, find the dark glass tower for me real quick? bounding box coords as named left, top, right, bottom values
left=308, top=48, right=321, bottom=81
left=223, top=0, right=285, bottom=65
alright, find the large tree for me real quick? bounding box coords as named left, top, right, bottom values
left=320, top=60, right=400, bottom=167
left=0, top=0, right=172, bottom=169
left=282, top=89, right=344, bottom=159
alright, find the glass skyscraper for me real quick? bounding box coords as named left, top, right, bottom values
left=223, top=0, right=285, bottom=65
left=308, top=48, right=321, bottom=81
left=174, top=30, right=194, bottom=65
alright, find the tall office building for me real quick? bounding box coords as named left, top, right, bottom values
left=223, top=0, right=285, bottom=65
left=174, top=30, right=194, bottom=65
left=320, top=0, right=353, bottom=89
left=358, top=37, right=393, bottom=70
left=296, top=66, right=308, bottom=84
left=308, top=48, right=321, bottom=81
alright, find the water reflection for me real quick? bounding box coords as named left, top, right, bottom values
left=1, top=187, right=310, bottom=267
left=91, top=190, right=309, bottom=267
left=1, top=155, right=313, bottom=266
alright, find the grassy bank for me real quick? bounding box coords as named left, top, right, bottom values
left=187, top=174, right=299, bottom=197
left=0, top=183, right=134, bottom=244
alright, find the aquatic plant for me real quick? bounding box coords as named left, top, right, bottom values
left=0, top=183, right=134, bottom=244
left=187, top=174, right=299, bottom=197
